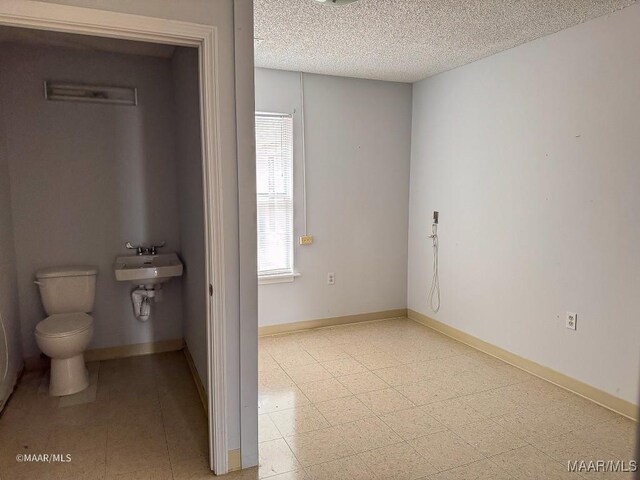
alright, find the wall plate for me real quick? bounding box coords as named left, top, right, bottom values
left=299, top=235, right=313, bottom=245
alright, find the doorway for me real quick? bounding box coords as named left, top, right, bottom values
left=0, top=3, right=229, bottom=475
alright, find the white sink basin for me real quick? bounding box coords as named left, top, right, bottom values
left=114, top=253, right=183, bottom=286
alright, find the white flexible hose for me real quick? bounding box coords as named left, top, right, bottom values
left=428, top=223, right=440, bottom=312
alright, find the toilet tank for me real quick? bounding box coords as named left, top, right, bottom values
left=35, top=266, right=98, bottom=315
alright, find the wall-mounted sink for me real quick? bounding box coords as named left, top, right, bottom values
left=114, top=253, right=183, bottom=286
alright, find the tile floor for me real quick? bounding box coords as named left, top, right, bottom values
left=0, top=351, right=210, bottom=480
left=0, top=319, right=636, bottom=480
left=253, top=317, right=638, bottom=480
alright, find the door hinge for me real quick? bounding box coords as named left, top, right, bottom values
left=209, top=284, right=213, bottom=297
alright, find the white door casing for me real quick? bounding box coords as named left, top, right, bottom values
left=0, top=0, right=229, bottom=473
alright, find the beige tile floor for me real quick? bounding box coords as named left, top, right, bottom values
left=0, top=351, right=210, bottom=480
left=252, top=317, right=638, bottom=480
left=1, top=319, right=636, bottom=480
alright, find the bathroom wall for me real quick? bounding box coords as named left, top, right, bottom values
left=0, top=78, right=22, bottom=409
left=0, top=44, right=183, bottom=359
left=19, top=0, right=254, bottom=459
left=408, top=4, right=640, bottom=404
left=254, top=68, right=412, bottom=327
left=171, top=47, right=207, bottom=387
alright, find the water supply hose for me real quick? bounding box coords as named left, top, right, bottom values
left=428, top=222, right=440, bottom=312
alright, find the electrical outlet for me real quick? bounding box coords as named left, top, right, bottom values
left=299, top=235, right=314, bottom=245
left=566, top=312, right=577, bottom=330
left=327, top=272, right=335, bottom=285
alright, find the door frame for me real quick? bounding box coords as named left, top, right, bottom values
left=0, top=0, right=229, bottom=474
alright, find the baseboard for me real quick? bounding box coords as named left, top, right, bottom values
left=184, top=344, right=208, bottom=415
left=228, top=448, right=242, bottom=471
left=24, top=338, right=185, bottom=370
left=84, top=338, right=184, bottom=362
left=407, top=309, right=639, bottom=421
left=258, top=308, right=408, bottom=337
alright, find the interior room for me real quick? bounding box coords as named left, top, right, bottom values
left=0, top=27, right=212, bottom=478
left=0, top=0, right=638, bottom=479
left=253, top=1, right=640, bottom=479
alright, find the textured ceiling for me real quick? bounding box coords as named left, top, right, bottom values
left=254, top=0, right=636, bottom=82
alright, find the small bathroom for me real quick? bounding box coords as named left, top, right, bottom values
left=0, top=26, right=211, bottom=477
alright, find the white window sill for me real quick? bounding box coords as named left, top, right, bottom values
left=258, top=272, right=301, bottom=285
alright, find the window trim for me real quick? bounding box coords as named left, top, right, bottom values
left=258, top=272, right=301, bottom=285
left=255, top=111, right=296, bottom=280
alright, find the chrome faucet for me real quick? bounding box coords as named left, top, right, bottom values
left=125, top=241, right=165, bottom=256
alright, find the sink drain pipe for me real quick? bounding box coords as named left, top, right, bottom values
left=131, top=288, right=155, bottom=321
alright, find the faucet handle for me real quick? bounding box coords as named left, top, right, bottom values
left=149, top=241, right=166, bottom=256
left=126, top=241, right=165, bottom=255
left=125, top=242, right=145, bottom=255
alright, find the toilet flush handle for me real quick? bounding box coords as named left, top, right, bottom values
left=34, top=280, right=44, bottom=286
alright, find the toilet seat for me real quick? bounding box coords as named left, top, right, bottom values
left=35, top=313, right=93, bottom=338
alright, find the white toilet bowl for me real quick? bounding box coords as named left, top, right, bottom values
left=34, top=265, right=98, bottom=397
left=35, top=313, right=93, bottom=396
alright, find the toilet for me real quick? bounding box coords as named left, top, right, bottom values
left=34, top=266, right=98, bottom=396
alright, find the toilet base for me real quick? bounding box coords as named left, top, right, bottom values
left=49, top=354, right=89, bottom=396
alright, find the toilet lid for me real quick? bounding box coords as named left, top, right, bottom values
left=35, top=313, right=93, bottom=338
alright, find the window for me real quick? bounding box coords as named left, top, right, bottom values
left=255, top=113, right=294, bottom=278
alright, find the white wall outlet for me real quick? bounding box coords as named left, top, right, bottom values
left=566, top=312, right=577, bottom=330
left=327, top=272, right=335, bottom=285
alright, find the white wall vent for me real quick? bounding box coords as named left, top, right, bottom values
left=44, top=81, right=137, bottom=106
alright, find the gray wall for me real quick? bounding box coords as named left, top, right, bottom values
left=0, top=77, right=22, bottom=407
left=234, top=0, right=259, bottom=467
left=0, top=44, right=183, bottom=359
left=21, top=0, right=254, bottom=458
left=172, top=47, right=207, bottom=387
left=408, top=3, right=640, bottom=405
left=255, top=68, right=412, bottom=326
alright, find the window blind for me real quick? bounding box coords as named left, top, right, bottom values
left=255, top=113, right=294, bottom=277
